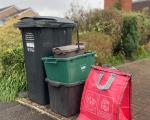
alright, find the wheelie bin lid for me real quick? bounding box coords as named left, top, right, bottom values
left=16, top=16, right=75, bottom=28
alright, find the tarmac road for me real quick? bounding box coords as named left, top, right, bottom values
left=0, top=102, right=53, bottom=120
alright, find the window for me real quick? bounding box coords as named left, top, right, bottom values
left=0, top=19, right=5, bottom=25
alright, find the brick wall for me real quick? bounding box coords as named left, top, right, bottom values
left=0, top=6, right=18, bottom=19
left=104, top=0, right=116, bottom=10
left=104, top=0, right=132, bottom=11
left=121, top=0, right=132, bottom=11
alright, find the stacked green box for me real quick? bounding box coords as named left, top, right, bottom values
left=42, top=52, right=95, bottom=84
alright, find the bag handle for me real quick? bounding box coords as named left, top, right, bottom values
left=93, top=66, right=131, bottom=77
left=96, top=71, right=116, bottom=91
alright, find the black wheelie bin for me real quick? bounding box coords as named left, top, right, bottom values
left=16, top=16, right=75, bottom=105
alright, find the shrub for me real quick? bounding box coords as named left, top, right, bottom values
left=75, top=32, right=125, bottom=66
left=69, top=4, right=150, bottom=63
left=91, top=10, right=123, bottom=42
left=105, top=53, right=125, bottom=66
left=132, top=45, right=150, bottom=60
left=113, top=13, right=140, bottom=57
left=79, top=32, right=112, bottom=64
left=67, top=2, right=150, bottom=60
left=0, top=18, right=27, bottom=101
left=136, top=9, right=150, bottom=44
left=123, top=14, right=140, bottom=57
left=0, top=18, right=21, bottom=52
left=66, top=5, right=123, bottom=43
left=0, top=47, right=26, bottom=101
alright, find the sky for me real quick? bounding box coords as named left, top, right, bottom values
left=0, top=0, right=140, bottom=17
left=0, top=0, right=104, bottom=17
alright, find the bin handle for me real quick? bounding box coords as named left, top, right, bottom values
left=75, top=21, right=80, bottom=51
left=44, top=59, right=57, bottom=64
left=96, top=71, right=116, bottom=91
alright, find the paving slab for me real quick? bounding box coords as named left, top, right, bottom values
left=118, top=58, right=150, bottom=120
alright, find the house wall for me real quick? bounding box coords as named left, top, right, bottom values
left=0, top=6, right=18, bottom=19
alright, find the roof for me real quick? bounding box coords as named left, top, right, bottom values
left=0, top=5, right=17, bottom=12
left=18, top=8, right=30, bottom=13
left=133, top=0, right=150, bottom=12
left=0, top=5, right=39, bottom=25
left=0, top=6, right=10, bottom=12
left=0, top=5, right=38, bottom=20
left=133, top=0, right=150, bottom=3
left=12, top=8, right=38, bottom=17
left=9, top=8, right=30, bottom=17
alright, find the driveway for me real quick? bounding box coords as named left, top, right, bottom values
left=118, top=58, right=150, bottom=120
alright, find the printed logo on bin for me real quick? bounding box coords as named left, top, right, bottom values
left=64, top=30, right=66, bottom=35
left=26, top=42, right=35, bottom=52
left=25, top=32, right=35, bottom=52
left=81, top=65, right=87, bottom=72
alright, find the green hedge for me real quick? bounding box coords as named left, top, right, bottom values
left=0, top=47, right=27, bottom=101
left=0, top=18, right=27, bottom=101
left=113, top=13, right=139, bottom=57
left=70, top=8, right=150, bottom=60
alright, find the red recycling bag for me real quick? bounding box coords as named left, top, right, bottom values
left=77, top=66, right=132, bottom=120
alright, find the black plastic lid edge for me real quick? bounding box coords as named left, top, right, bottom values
left=45, top=78, right=85, bottom=87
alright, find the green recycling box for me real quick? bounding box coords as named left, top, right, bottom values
left=42, top=52, right=95, bottom=84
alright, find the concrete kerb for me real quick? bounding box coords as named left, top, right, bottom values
left=16, top=98, right=63, bottom=120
